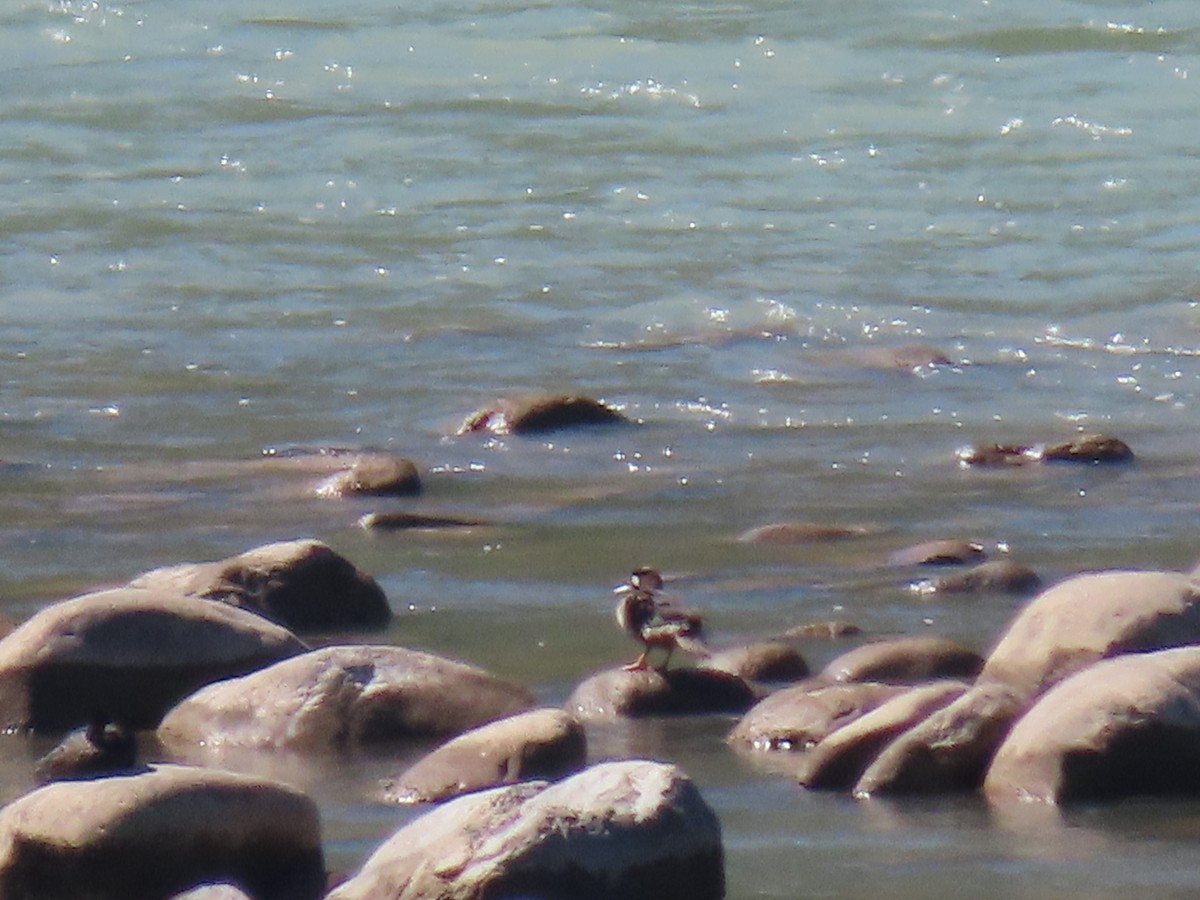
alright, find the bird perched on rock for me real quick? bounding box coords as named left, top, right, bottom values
left=35, top=714, right=139, bottom=784
left=614, top=567, right=709, bottom=671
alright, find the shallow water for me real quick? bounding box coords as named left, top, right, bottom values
left=5, top=0, right=1200, bottom=894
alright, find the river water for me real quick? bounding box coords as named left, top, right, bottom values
left=5, top=0, right=1200, bottom=895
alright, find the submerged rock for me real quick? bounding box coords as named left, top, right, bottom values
left=358, top=511, right=485, bottom=531
left=958, top=433, right=1134, bottom=467
left=0, top=764, right=324, bottom=900
left=915, top=559, right=1041, bottom=596
left=129, top=539, right=391, bottom=633
left=728, top=682, right=907, bottom=751
left=457, top=394, right=628, bottom=435
left=158, top=644, right=535, bottom=753
left=314, top=455, right=422, bottom=498
left=566, top=666, right=756, bottom=721
left=330, top=760, right=723, bottom=900
left=380, top=708, right=586, bottom=805
left=737, top=522, right=871, bottom=544
left=820, top=636, right=983, bottom=685
left=888, top=539, right=986, bottom=567
left=35, top=715, right=140, bottom=784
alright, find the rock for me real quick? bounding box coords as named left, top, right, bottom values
left=314, top=455, right=422, bottom=498
left=701, top=641, right=809, bottom=683
left=0, top=764, right=324, bottom=900
left=0, top=588, right=305, bottom=732
left=984, top=647, right=1200, bottom=805
left=853, top=681, right=1028, bottom=797
left=820, top=636, right=983, bottom=685
left=737, top=522, right=870, bottom=544
left=158, top=644, right=535, bottom=752
left=979, top=570, right=1200, bottom=699
left=783, top=621, right=863, bottom=640
left=728, top=682, right=907, bottom=751
left=799, top=681, right=969, bottom=791
left=457, top=394, right=628, bottom=435
left=565, top=667, right=756, bottom=721
left=169, top=885, right=255, bottom=900
left=358, top=511, right=485, bottom=531
left=35, top=715, right=140, bottom=784
left=1041, top=434, right=1134, bottom=464
left=848, top=344, right=954, bottom=371
left=329, top=760, right=723, bottom=900
left=956, top=444, right=1037, bottom=466
left=888, top=539, right=986, bottom=567
left=380, top=708, right=587, bottom=805
left=915, top=559, right=1041, bottom=595
left=129, top=539, right=391, bottom=633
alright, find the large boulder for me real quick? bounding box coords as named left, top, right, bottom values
left=566, top=667, right=757, bottom=721
left=457, top=394, right=628, bottom=436
left=158, top=645, right=534, bottom=753
left=819, top=636, right=983, bottom=685
left=984, top=647, right=1200, bottom=805
left=728, top=682, right=907, bottom=751
left=0, top=589, right=305, bottom=731
left=979, top=570, right=1200, bottom=699
left=380, top=708, right=587, bottom=805
left=0, top=764, right=324, bottom=900
left=129, top=539, right=391, bottom=633
left=329, top=760, right=723, bottom=900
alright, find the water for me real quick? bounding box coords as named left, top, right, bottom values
left=5, top=0, right=1200, bottom=894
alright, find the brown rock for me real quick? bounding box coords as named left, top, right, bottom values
left=984, top=647, right=1200, bottom=805
left=457, top=394, right=627, bottom=435
left=728, top=682, right=907, bottom=751
left=565, top=667, right=756, bottom=721
left=737, top=522, right=870, bottom=544
left=35, top=715, right=140, bottom=784
left=783, top=621, right=863, bottom=640
left=158, top=645, right=535, bottom=753
left=701, top=641, right=809, bottom=683
left=358, top=511, right=485, bottom=531
left=329, top=760, right=723, bottom=900
left=799, top=681, right=969, bottom=791
left=820, top=636, right=983, bottom=685
left=888, top=539, right=986, bottom=567
left=0, top=764, right=324, bottom=900
left=380, top=708, right=586, bottom=805
left=0, top=588, right=305, bottom=732
left=314, top=455, right=422, bottom=498
left=853, top=680, right=1028, bottom=796
left=848, top=344, right=954, bottom=371
left=956, top=444, right=1037, bottom=466
left=130, top=539, right=391, bottom=633
left=916, top=559, right=1041, bottom=595
left=1041, top=434, right=1134, bottom=464
left=979, top=570, right=1200, bottom=699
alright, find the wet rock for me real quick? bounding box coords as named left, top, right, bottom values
left=728, top=682, right=907, bottom=751
left=853, top=681, right=1028, bottom=797
left=329, top=760, right=723, bottom=900
left=959, top=433, right=1134, bottom=467
left=314, top=455, right=422, bottom=498
left=984, top=647, right=1200, bottom=805
left=380, top=708, right=586, bottom=805
left=358, top=511, right=485, bottom=531
left=35, top=715, right=141, bottom=784
left=956, top=444, right=1037, bottom=466
left=979, top=570, right=1200, bottom=699
left=701, top=641, right=809, bottom=683
left=457, top=394, right=628, bottom=435
left=737, top=522, right=870, bottom=544
left=158, top=644, right=535, bottom=753
left=888, top=539, right=986, bottom=567
left=130, top=539, right=391, bottom=633
left=848, top=344, right=954, bottom=371
left=0, top=764, right=324, bottom=900
left=799, top=681, right=969, bottom=791
left=0, top=588, right=305, bottom=732
left=915, top=559, right=1042, bottom=596
left=783, top=621, right=864, bottom=640
left=820, top=636, right=983, bottom=685
left=566, top=667, right=756, bottom=721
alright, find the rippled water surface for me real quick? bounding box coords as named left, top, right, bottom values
left=5, top=0, right=1200, bottom=895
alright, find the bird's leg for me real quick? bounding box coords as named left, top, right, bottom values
left=622, top=650, right=650, bottom=671
left=655, top=644, right=675, bottom=673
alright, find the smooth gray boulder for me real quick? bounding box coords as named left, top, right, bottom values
left=985, top=647, right=1200, bottom=805
left=820, top=636, right=983, bottom=685
left=130, top=539, right=391, bottom=633
left=330, top=760, right=723, bottom=900
left=380, top=708, right=587, bottom=804
left=979, top=570, right=1200, bottom=699
left=728, top=682, right=907, bottom=751
left=158, top=645, right=534, bottom=753
left=566, top=667, right=756, bottom=721
left=0, top=764, right=324, bottom=900
left=0, top=588, right=305, bottom=731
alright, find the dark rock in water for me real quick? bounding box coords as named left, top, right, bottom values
left=0, top=764, right=325, bottom=900
left=158, top=645, right=535, bottom=753
left=985, top=647, right=1200, bottom=806
left=701, top=641, right=809, bottom=683
left=820, top=636, right=983, bottom=685
left=314, top=455, right=422, bottom=498
left=799, top=681, right=969, bottom=791
left=854, top=681, right=1028, bottom=797
left=959, top=433, right=1133, bottom=467
left=130, top=539, right=391, bottom=633
left=916, top=559, right=1042, bottom=596
left=566, top=666, right=757, bottom=721
left=956, top=443, right=1037, bottom=466
left=358, top=511, right=485, bottom=531
left=737, top=522, right=871, bottom=544
left=728, top=682, right=907, bottom=751
left=0, top=588, right=305, bottom=732
left=330, top=760, right=724, bottom=900
left=846, top=344, right=954, bottom=372
left=457, top=394, right=628, bottom=435
left=35, top=715, right=140, bottom=784
left=380, top=708, right=587, bottom=805
left=888, top=538, right=986, bottom=567
left=979, top=570, right=1200, bottom=700
left=783, top=621, right=863, bottom=640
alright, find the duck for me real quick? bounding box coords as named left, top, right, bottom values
left=613, top=567, right=709, bottom=671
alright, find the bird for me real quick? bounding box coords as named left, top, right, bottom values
left=34, top=714, right=138, bottom=784
left=613, top=567, right=709, bottom=671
